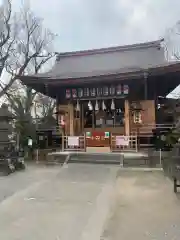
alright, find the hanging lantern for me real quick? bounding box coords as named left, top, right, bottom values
left=65, top=89, right=71, bottom=99
left=103, top=86, right=109, bottom=96
left=75, top=100, right=80, bottom=111
left=110, top=85, right=115, bottom=95
left=116, top=85, right=122, bottom=95
left=78, top=88, right=83, bottom=98
left=95, top=100, right=99, bottom=111
left=90, top=88, right=96, bottom=97
left=84, top=88, right=90, bottom=97
left=102, top=100, right=106, bottom=110
left=123, top=85, right=129, bottom=95
left=72, top=89, right=77, bottom=98
left=111, top=99, right=115, bottom=110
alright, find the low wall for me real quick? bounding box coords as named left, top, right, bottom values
left=34, top=149, right=62, bottom=162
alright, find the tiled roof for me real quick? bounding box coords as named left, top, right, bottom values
left=56, top=39, right=163, bottom=58
left=30, top=40, right=164, bottom=79
left=19, top=39, right=177, bottom=83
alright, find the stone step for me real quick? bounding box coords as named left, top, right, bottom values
left=47, top=151, right=161, bottom=167
left=48, top=153, right=122, bottom=165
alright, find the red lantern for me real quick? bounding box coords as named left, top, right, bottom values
left=72, top=89, right=77, bottom=98
left=65, top=89, right=71, bottom=99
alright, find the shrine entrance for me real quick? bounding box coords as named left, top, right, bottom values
left=58, top=84, right=131, bottom=138
left=83, top=99, right=125, bottom=131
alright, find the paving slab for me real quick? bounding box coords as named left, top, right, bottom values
left=102, top=170, right=180, bottom=240
left=0, top=165, right=60, bottom=202
left=0, top=164, right=118, bottom=240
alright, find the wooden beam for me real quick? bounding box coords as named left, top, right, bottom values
left=125, top=100, right=130, bottom=136
left=144, top=72, right=148, bottom=100
left=68, top=104, right=74, bottom=136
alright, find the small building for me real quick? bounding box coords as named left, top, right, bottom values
left=36, top=116, right=62, bottom=149
left=18, top=39, right=180, bottom=150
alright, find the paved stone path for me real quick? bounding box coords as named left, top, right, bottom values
left=1, top=165, right=180, bottom=240
left=102, top=170, right=180, bottom=240
left=0, top=165, right=60, bottom=202
left=0, top=164, right=118, bottom=240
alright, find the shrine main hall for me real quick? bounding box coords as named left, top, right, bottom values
left=19, top=39, right=180, bottom=149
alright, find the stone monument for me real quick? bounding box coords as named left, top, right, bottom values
left=0, top=104, right=25, bottom=174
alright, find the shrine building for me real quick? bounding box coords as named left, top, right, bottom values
left=19, top=39, right=180, bottom=150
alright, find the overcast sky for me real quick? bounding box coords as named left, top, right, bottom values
left=9, top=0, right=180, bottom=52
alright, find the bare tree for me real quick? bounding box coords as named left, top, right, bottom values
left=0, top=2, right=56, bottom=97
left=0, top=0, right=12, bottom=75
left=34, top=93, right=56, bottom=119
left=5, top=82, right=56, bottom=148
left=1, top=2, right=57, bottom=146
left=164, top=21, right=180, bottom=61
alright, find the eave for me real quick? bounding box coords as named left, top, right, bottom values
left=18, top=61, right=180, bottom=87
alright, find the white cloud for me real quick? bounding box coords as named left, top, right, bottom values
left=10, top=0, right=180, bottom=52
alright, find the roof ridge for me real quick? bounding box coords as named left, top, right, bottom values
left=56, top=39, right=164, bottom=60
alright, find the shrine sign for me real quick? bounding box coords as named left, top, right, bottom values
left=116, top=136, right=129, bottom=146
left=68, top=136, right=79, bottom=147
left=85, top=131, right=110, bottom=147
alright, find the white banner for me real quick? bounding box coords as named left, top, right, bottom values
left=68, top=136, right=79, bottom=147
left=116, top=136, right=129, bottom=146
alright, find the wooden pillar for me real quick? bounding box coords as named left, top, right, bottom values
left=58, top=104, right=70, bottom=135
left=68, top=103, right=74, bottom=136
left=124, top=100, right=130, bottom=136
left=55, top=95, right=59, bottom=127
left=144, top=72, right=148, bottom=100
left=81, top=102, right=84, bottom=133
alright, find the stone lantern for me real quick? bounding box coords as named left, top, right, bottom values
left=0, top=104, right=13, bottom=147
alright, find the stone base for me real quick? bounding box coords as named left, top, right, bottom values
left=86, top=147, right=111, bottom=153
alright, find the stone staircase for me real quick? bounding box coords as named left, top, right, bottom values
left=47, top=150, right=161, bottom=168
